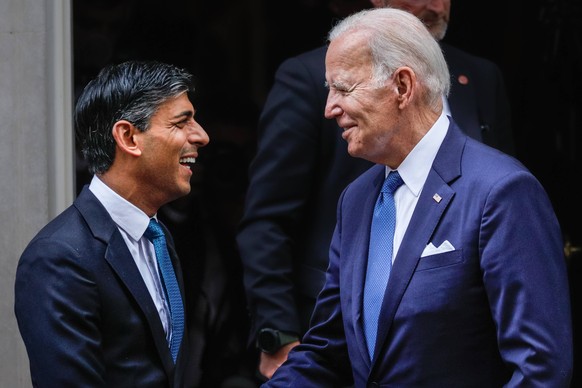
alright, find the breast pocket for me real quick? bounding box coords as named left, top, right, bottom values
left=416, top=249, right=463, bottom=271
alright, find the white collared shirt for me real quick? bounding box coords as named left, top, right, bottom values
left=89, top=175, right=171, bottom=342
left=386, top=111, right=450, bottom=262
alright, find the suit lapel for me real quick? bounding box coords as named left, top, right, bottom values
left=104, top=233, right=175, bottom=368
left=371, top=122, right=466, bottom=363
left=371, top=173, right=454, bottom=362
left=75, top=188, right=176, bottom=371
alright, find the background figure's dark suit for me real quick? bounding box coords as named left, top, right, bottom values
left=265, top=120, right=572, bottom=387
left=442, top=42, right=514, bottom=154
left=237, top=42, right=514, bottom=341
left=15, top=187, right=207, bottom=387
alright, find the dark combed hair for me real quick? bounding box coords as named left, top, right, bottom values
left=75, top=60, right=195, bottom=174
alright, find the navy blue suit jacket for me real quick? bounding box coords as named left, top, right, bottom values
left=15, top=186, right=205, bottom=387
left=237, top=43, right=515, bottom=340
left=264, top=121, right=572, bottom=387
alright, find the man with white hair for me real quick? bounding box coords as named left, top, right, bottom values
left=264, top=8, right=572, bottom=387
left=237, top=0, right=515, bottom=380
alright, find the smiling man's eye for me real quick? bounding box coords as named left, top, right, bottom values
left=330, top=85, right=346, bottom=94
left=173, top=118, right=191, bottom=129
left=329, top=81, right=356, bottom=95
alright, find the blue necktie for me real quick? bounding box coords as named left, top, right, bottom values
left=144, top=218, right=185, bottom=363
left=363, top=171, right=404, bottom=360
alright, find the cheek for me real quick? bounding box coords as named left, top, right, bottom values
left=156, top=135, right=183, bottom=156
left=343, top=96, right=368, bottom=118
left=363, top=111, right=390, bottom=140
left=147, top=143, right=176, bottom=172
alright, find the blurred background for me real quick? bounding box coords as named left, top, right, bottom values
left=72, top=0, right=581, bottom=386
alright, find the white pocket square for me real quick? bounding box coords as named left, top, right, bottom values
left=421, top=240, right=455, bottom=257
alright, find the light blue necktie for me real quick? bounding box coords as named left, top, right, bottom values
left=363, top=171, right=404, bottom=360
left=144, top=218, right=185, bottom=363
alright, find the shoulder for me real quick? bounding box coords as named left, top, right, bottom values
left=276, top=45, right=327, bottom=78
left=440, top=42, right=503, bottom=77
left=20, top=204, right=99, bottom=262
left=460, top=136, right=539, bottom=194
left=440, top=122, right=528, bottom=185
left=266, top=45, right=329, bottom=106
left=21, top=188, right=115, bottom=265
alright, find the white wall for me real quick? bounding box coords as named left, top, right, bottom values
left=0, top=0, right=73, bottom=385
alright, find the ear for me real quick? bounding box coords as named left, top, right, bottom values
left=393, top=67, right=415, bottom=109
left=111, top=120, right=142, bottom=157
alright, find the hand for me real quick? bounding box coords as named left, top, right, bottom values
left=258, top=340, right=300, bottom=379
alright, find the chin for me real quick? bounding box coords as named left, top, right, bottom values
left=179, top=184, right=191, bottom=197
left=347, top=145, right=361, bottom=159
left=168, top=183, right=191, bottom=202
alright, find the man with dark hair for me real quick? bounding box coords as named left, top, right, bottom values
left=15, top=60, right=210, bottom=387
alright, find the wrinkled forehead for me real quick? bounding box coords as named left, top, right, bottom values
left=326, top=32, right=373, bottom=81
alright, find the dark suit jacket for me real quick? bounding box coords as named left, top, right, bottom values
left=15, top=186, right=206, bottom=387
left=237, top=43, right=515, bottom=340
left=265, top=120, right=572, bottom=387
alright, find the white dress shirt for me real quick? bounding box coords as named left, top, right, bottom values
left=385, top=111, right=450, bottom=263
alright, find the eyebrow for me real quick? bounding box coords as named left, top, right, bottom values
left=171, top=110, right=194, bottom=120
left=329, top=80, right=356, bottom=92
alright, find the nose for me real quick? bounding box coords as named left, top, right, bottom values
left=188, top=120, right=210, bottom=147
left=324, top=91, right=343, bottom=119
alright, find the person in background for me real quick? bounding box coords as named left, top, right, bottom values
left=265, top=8, right=572, bottom=386
left=14, top=60, right=210, bottom=387
left=236, top=0, right=515, bottom=380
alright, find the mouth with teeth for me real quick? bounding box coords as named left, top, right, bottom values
left=179, top=156, right=196, bottom=169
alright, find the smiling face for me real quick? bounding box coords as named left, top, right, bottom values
left=135, top=92, right=209, bottom=208
left=325, top=32, right=401, bottom=165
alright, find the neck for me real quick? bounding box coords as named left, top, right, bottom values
left=98, top=171, right=159, bottom=217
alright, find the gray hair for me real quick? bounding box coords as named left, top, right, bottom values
left=328, top=7, right=450, bottom=110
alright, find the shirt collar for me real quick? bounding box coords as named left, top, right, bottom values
left=88, top=175, right=153, bottom=241
left=386, top=111, right=449, bottom=197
